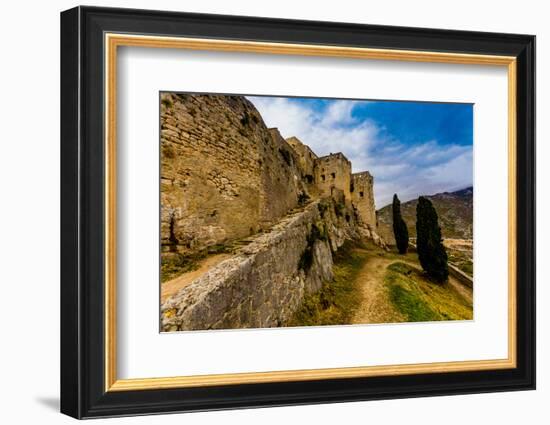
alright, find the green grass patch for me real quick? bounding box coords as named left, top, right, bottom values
left=161, top=254, right=200, bottom=283
left=449, top=255, right=473, bottom=277
left=385, top=262, right=472, bottom=322
left=447, top=248, right=474, bottom=277
left=288, top=241, right=368, bottom=326
left=317, top=202, right=329, bottom=218
left=456, top=260, right=473, bottom=276
left=160, top=244, right=231, bottom=283
left=334, top=201, right=346, bottom=218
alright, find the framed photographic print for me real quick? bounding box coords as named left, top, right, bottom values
left=60, top=6, right=535, bottom=419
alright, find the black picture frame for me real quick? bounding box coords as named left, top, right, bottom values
left=61, top=5, right=536, bottom=419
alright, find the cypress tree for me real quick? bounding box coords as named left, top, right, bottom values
left=392, top=194, right=409, bottom=254
left=416, top=196, right=448, bottom=282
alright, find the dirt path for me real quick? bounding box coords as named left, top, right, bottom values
left=351, top=251, right=472, bottom=324
left=161, top=253, right=232, bottom=303
left=351, top=254, right=405, bottom=324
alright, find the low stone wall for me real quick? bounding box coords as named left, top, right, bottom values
left=448, top=263, right=474, bottom=288
left=161, top=199, right=360, bottom=331
left=408, top=242, right=473, bottom=287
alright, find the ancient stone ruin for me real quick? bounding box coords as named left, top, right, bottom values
left=160, top=93, right=385, bottom=331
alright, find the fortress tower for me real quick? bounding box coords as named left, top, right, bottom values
left=280, top=141, right=377, bottom=231
left=285, top=136, right=318, bottom=185
left=314, top=153, right=352, bottom=201
left=351, top=171, right=377, bottom=228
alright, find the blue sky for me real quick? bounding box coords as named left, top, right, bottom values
left=247, top=96, right=473, bottom=208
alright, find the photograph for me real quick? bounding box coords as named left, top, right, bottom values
left=159, top=93, right=474, bottom=331
left=57, top=4, right=536, bottom=419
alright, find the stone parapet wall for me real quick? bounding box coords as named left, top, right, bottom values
left=161, top=199, right=361, bottom=331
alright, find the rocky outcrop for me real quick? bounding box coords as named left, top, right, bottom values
left=161, top=198, right=361, bottom=331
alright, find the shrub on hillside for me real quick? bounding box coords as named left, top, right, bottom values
left=392, top=194, right=409, bottom=254
left=416, top=196, right=449, bottom=282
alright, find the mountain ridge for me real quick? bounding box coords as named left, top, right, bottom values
left=376, top=186, right=473, bottom=244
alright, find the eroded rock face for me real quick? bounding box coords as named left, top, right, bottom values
left=161, top=199, right=360, bottom=331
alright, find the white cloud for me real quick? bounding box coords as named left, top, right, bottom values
left=372, top=147, right=473, bottom=207
left=321, top=100, right=358, bottom=126
left=247, top=96, right=472, bottom=209
left=249, top=96, right=378, bottom=160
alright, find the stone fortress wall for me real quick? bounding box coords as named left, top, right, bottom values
left=160, top=93, right=384, bottom=330
left=285, top=136, right=317, bottom=183
left=161, top=93, right=378, bottom=258
left=160, top=93, right=307, bottom=257
left=162, top=198, right=362, bottom=331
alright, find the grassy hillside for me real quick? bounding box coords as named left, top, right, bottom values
left=287, top=241, right=473, bottom=327
left=385, top=262, right=472, bottom=321
left=377, top=187, right=473, bottom=244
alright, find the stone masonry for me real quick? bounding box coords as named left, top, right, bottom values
left=161, top=94, right=379, bottom=258
left=161, top=93, right=307, bottom=256
left=161, top=198, right=362, bottom=331
left=160, top=93, right=385, bottom=330
left=285, top=136, right=318, bottom=186
left=315, top=153, right=352, bottom=202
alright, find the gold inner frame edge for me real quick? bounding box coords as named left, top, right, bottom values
left=104, top=33, right=518, bottom=392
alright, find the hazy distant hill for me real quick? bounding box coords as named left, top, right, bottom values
left=376, top=187, right=473, bottom=244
